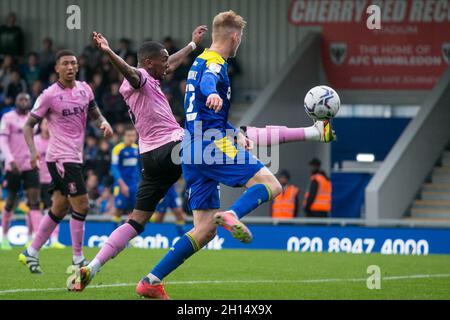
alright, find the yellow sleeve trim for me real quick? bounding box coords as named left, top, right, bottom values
left=198, top=49, right=225, bottom=67
left=112, top=142, right=125, bottom=156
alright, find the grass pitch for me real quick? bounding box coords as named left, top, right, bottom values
left=1, top=247, right=450, bottom=300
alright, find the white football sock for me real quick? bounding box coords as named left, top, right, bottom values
left=304, top=125, right=321, bottom=141
left=26, top=246, right=38, bottom=257
left=88, top=258, right=102, bottom=275
left=73, top=255, right=85, bottom=265
left=147, top=273, right=162, bottom=284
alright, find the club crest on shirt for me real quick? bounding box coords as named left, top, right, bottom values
left=80, top=90, right=87, bottom=97
left=68, top=182, right=77, bottom=194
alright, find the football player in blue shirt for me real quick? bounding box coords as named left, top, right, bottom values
left=140, top=11, right=336, bottom=299
left=111, top=126, right=140, bottom=227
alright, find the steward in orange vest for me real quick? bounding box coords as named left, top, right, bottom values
left=272, top=170, right=299, bottom=219
left=303, top=158, right=331, bottom=218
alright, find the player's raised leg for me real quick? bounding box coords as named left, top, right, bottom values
left=67, top=209, right=147, bottom=292
left=139, top=210, right=217, bottom=299
left=214, top=166, right=281, bottom=242
left=68, top=141, right=183, bottom=292
left=241, top=120, right=336, bottom=146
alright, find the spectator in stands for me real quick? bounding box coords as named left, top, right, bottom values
left=84, top=135, right=98, bottom=173
left=82, top=41, right=103, bottom=71
left=47, top=72, right=58, bottom=85
left=30, top=80, right=43, bottom=104
left=38, top=37, right=56, bottom=82
left=0, top=55, right=15, bottom=93
left=77, top=54, right=92, bottom=83
left=90, top=72, right=106, bottom=101
left=114, top=123, right=126, bottom=137
left=110, top=132, right=121, bottom=147
left=20, top=52, right=41, bottom=87
left=271, top=170, right=299, bottom=219
left=115, top=38, right=134, bottom=59
left=163, top=36, right=178, bottom=55
left=0, top=12, right=25, bottom=57
left=95, top=138, right=112, bottom=185
left=303, top=158, right=332, bottom=218
left=99, top=53, right=119, bottom=84
left=173, top=55, right=191, bottom=82
left=96, top=184, right=115, bottom=215
left=101, top=82, right=128, bottom=125
left=86, top=173, right=100, bottom=214
left=4, top=70, right=27, bottom=101
left=0, top=96, right=14, bottom=117
left=125, top=54, right=137, bottom=68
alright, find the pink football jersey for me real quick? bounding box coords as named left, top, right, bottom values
left=0, top=110, right=32, bottom=171
left=31, top=81, right=95, bottom=164
left=119, top=68, right=184, bottom=154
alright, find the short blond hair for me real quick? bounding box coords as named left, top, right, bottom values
left=212, top=10, right=246, bottom=39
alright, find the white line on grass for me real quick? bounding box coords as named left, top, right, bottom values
left=1, top=273, right=450, bottom=295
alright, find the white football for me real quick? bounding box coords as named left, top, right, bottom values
left=304, top=85, right=340, bottom=121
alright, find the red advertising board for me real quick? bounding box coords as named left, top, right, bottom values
left=288, top=0, right=450, bottom=90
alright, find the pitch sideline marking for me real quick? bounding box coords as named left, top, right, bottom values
left=1, top=273, right=450, bottom=295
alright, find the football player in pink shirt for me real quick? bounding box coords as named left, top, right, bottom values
left=0, top=93, right=43, bottom=251
left=66, top=26, right=206, bottom=297
left=34, top=118, right=65, bottom=249
left=20, top=50, right=113, bottom=274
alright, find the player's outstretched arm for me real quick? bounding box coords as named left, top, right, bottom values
left=166, top=25, right=207, bottom=75
left=88, top=105, right=113, bottom=138
left=23, top=116, right=40, bottom=169
left=92, top=31, right=141, bottom=89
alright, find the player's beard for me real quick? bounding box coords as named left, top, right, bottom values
left=17, top=106, right=30, bottom=115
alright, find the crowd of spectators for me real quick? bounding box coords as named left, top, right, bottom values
left=0, top=12, right=242, bottom=216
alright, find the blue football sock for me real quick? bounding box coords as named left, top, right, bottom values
left=229, top=184, right=272, bottom=219
left=175, top=222, right=186, bottom=237
left=150, top=233, right=199, bottom=281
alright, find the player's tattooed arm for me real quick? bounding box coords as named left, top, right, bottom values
left=166, top=25, right=207, bottom=74
left=92, top=31, right=141, bottom=89
left=23, top=115, right=40, bottom=169
left=88, top=105, right=113, bottom=138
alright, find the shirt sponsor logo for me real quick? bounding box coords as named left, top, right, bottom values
left=208, top=63, right=222, bottom=74
left=62, top=106, right=86, bottom=116
left=123, top=158, right=138, bottom=166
